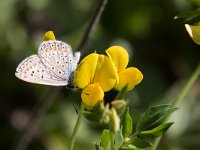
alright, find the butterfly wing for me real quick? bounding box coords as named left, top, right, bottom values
left=38, top=40, right=79, bottom=81
left=15, top=55, right=68, bottom=86
left=69, top=51, right=81, bottom=71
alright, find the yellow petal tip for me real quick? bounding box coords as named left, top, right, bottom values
left=106, top=46, right=129, bottom=73
left=81, top=83, right=104, bottom=109
left=43, top=31, right=56, bottom=41
left=115, top=67, right=143, bottom=91
left=185, top=24, right=193, bottom=38
left=185, top=24, right=200, bottom=45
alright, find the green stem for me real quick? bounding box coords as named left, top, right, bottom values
left=109, top=131, right=115, bottom=150
left=171, top=63, right=200, bottom=107
left=151, top=63, right=200, bottom=150
left=129, top=131, right=139, bottom=139
left=69, top=102, right=85, bottom=150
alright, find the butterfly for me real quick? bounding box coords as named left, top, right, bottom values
left=15, top=40, right=81, bottom=86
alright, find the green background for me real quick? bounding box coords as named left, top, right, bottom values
left=0, top=0, right=199, bottom=149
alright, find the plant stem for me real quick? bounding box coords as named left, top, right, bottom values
left=77, top=0, right=108, bottom=52
left=171, top=63, right=200, bottom=107
left=109, top=131, right=115, bottom=150
left=129, top=131, right=139, bottom=139
left=151, top=62, right=200, bottom=150
left=69, top=102, right=85, bottom=150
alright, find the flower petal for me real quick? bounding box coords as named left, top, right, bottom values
left=74, top=53, right=98, bottom=89
left=43, top=31, right=56, bottom=41
left=93, top=54, right=118, bottom=92
left=114, top=67, right=143, bottom=91
left=185, top=24, right=200, bottom=45
left=81, top=82, right=104, bottom=109
left=106, top=46, right=129, bottom=72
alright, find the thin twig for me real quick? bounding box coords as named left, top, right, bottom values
left=12, top=0, right=109, bottom=149
left=12, top=87, right=61, bottom=150
left=77, top=0, right=108, bottom=52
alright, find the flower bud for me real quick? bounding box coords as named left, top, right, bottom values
left=111, top=100, right=127, bottom=116
left=109, top=107, right=120, bottom=132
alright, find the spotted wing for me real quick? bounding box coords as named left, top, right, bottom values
left=15, top=55, right=68, bottom=86
left=38, top=40, right=78, bottom=81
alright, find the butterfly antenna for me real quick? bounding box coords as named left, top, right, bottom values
left=72, top=102, right=78, bottom=114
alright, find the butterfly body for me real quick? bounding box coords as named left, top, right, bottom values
left=15, top=40, right=80, bottom=86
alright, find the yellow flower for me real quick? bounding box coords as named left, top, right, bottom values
left=74, top=53, right=118, bottom=109
left=74, top=46, right=143, bottom=108
left=81, top=83, right=104, bottom=108
left=43, top=31, right=56, bottom=41
left=106, top=46, right=143, bottom=91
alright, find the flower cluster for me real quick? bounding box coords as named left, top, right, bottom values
left=73, top=46, right=143, bottom=109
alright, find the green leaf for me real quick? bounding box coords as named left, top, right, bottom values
left=83, top=111, right=102, bottom=122
left=139, top=122, right=174, bottom=138
left=174, top=10, right=198, bottom=19
left=95, top=143, right=104, bottom=150
left=136, top=105, right=177, bottom=132
left=119, top=145, right=139, bottom=150
left=130, top=137, right=152, bottom=149
left=119, top=147, right=136, bottom=150
left=115, top=129, right=124, bottom=149
left=84, top=106, right=108, bottom=124
left=174, top=8, right=200, bottom=21
left=115, top=85, right=128, bottom=100
left=83, top=102, right=105, bottom=122
left=122, top=108, right=133, bottom=137
left=100, top=129, right=110, bottom=149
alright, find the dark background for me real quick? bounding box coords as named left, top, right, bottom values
left=0, top=0, right=200, bottom=149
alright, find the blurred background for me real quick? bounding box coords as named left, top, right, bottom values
left=0, top=0, right=200, bottom=149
